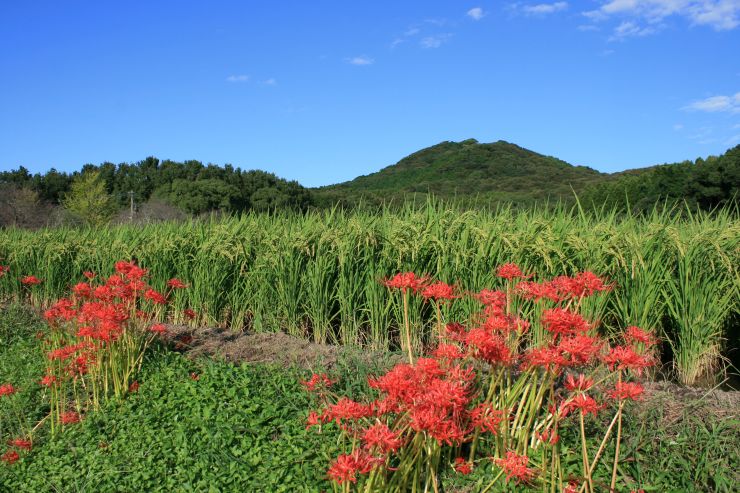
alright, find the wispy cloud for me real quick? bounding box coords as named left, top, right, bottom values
left=226, top=74, right=250, bottom=83
left=347, top=55, right=374, bottom=66
left=609, top=20, right=658, bottom=40
left=467, top=7, right=485, bottom=20
left=523, top=2, right=569, bottom=15
left=583, top=0, right=740, bottom=33
left=683, top=92, right=740, bottom=113
left=420, top=33, right=452, bottom=48
left=262, top=78, right=277, bottom=86
left=673, top=123, right=684, bottom=131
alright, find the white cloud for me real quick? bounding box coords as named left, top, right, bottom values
left=583, top=0, right=740, bottom=32
left=673, top=123, right=684, bottom=130
left=404, top=27, right=421, bottom=36
left=578, top=24, right=601, bottom=30
left=467, top=7, right=485, bottom=20
left=523, top=2, right=569, bottom=14
left=262, top=78, right=277, bottom=85
left=684, top=92, right=740, bottom=113
left=609, top=20, right=658, bottom=39
left=420, top=34, right=452, bottom=48
left=347, top=56, right=374, bottom=65
left=226, top=75, right=250, bottom=82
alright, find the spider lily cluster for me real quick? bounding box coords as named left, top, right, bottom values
left=304, top=265, right=654, bottom=492
left=1, top=261, right=194, bottom=461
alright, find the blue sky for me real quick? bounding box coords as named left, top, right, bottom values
left=1, top=1, right=739, bottom=187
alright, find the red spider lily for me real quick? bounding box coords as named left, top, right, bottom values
left=564, top=481, right=580, bottom=493
left=149, top=323, right=167, bottom=335
left=301, top=373, right=336, bottom=392
left=495, top=450, right=535, bottom=483
left=432, top=343, right=464, bottom=361
left=470, top=403, right=504, bottom=434
left=8, top=439, right=32, bottom=451
left=465, top=328, right=513, bottom=366
left=564, top=374, right=594, bottom=393
left=444, top=322, right=468, bottom=342
left=548, top=273, right=610, bottom=300
left=20, top=275, right=42, bottom=285
left=541, top=308, right=591, bottom=337
left=412, top=410, right=467, bottom=445
left=555, top=334, right=603, bottom=367
left=306, top=411, right=321, bottom=430
left=602, top=346, right=654, bottom=375
left=72, top=282, right=92, bottom=298
left=114, top=261, right=148, bottom=280
left=183, top=308, right=197, bottom=320
left=566, top=394, right=602, bottom=416
left=475, top=288, right=507, bottom=312
left=521, top=346, right=566, bottom=372
left=454, top=457, right=473, bottom=475
left=323, top=398, right=373, bottom=425
left=167, top=278, right=188, bottom=289
left=516, top=280, right=561, bottom=303
left=0, top=265, right=9, bottom=278
left=40, top=374, right=57, bottom=387
left=625, top=326, right=657, bottom=347
left=82, top=271, right=96, bottom=280
left=496, top=263, right=524, bottom=280
left=128, top=381, right=140, bottom=393
left=44, top=298, right=78, bottom=323
left=382, top=272, right=428, bottom=293
left=536, top=428, right=560, bottom=445
left=190, top=372, right=199, bottom=380
left=61, top=411, right=81, bottom=424
left=1, top=450, right=19, bottom=465
left=47, top=343, right=88, bottom=361
left=327, top=450, right=383, bottom=484
left=68, top=354, right=93, bottom=377
left=421, top=281, right=458, bottom=301
left=144, top=289, right=167, bottom=305
left=608, top=381, right=645, bottom=401
left=362, top=422, right=403, bottom=453
left=0, top=383, right=16, bottom=397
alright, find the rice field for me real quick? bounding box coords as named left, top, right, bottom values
left=0, top=202, right=738, bottom=386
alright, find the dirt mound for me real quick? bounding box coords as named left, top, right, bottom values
left=643, top=380, right=740, bottom=425
left=161, top=324, right=340, bottom=369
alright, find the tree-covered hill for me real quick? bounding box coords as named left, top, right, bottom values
left=312, top=139, right=605, bottom=207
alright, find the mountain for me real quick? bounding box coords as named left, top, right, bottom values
left=313, top=139, right=606, bottom=207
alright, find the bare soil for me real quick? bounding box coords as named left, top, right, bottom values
left=161, top=323, right=403, bottom=371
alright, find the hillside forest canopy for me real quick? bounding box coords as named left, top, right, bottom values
left=0, top=141, right=738, bottom=228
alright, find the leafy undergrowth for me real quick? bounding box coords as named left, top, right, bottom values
left=1, top=304, right=738, bottom=492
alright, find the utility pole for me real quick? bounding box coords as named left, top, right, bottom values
left=128, top=190, right=135, bottom=222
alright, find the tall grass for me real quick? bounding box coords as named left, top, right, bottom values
left=0, top=201, right=737, bottom=384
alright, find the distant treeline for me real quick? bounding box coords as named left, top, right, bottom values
left=0, top=157, right=312, bottom=214
left=579, top=145, right=739, bottom=213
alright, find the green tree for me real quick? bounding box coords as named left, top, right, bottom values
left=62, top=171, right=117, bottom=226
